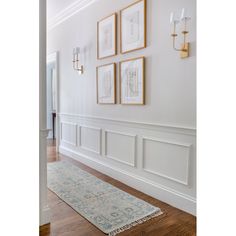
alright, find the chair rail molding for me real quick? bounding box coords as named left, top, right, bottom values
left=58, top=113, right=196, bottom=136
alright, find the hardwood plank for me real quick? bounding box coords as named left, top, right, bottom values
left=41, top=139, right=196, bottom=236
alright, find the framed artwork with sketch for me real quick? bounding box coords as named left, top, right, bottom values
left=120, top=0, right=146, bottom=54
left=97, top=13, right=117, bottom=59
left=119, top=57, right=145, bottom=105
left=96, top=63, right=116, bottom=104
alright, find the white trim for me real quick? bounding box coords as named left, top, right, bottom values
left=142, top=136, right=193, bottom=148
left=79, top=125, right=102, bottom=154
left=60, top=122, right=77, bottom=146
left=104, top=130, right=137, bottom=167
left=142, top=137, right=191, bottom=186
left=40, top=206, right=50, bottom=226
left=40, top=0, right=50, bottom=228
left=47, top=51, right=57, bottom=64
left=48, top=0, right=99, bottom=31
left=61, top=121, right=77, bottom=126
left=40, top=129, right=50, bottom=138
left=59, top=145, right=196, bottom=215
left=105, top=129, right=137, bottom=138
left=58, top=113, right=196, bottom=136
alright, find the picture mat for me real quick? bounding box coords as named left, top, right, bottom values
left=120, top=58, right=144, bottom=104
left=97, top=64, right=115, bottom=104
left=121, top=0, right=145, bottom=53
left=98, top=14, right=116, bottom=58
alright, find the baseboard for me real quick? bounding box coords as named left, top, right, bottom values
left=40, top=206, right=50, bottom=226
left=59, top=146, right=196, bottom=215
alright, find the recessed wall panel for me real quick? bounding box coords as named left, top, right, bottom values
left=143, top=137, right=191, bottom=185
left=61, top=122, right=77, bottom=146
left=105, top=130, right=136, bottom=166
left=80, top=126, right=101, bottom=154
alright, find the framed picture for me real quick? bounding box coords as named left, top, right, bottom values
left=120, top=0, right=146, bottom=54
left=97, top=13, right=117, bottom=59
left=119, top=57, right=145, bottom=105
left=97, top=63, right=116, bottom=104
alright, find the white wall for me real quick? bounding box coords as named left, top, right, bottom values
left=47, top=0, right=196, bottom=215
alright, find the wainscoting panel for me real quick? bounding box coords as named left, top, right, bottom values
left=58, top=113, right=196, bottom=215
left=142, top=137, right=191, bottom=185
left=79, top=125, right=101, bottom=154
left=105, top=130, right=136, bottom=167
left=61, top=122, right=77, bottom=146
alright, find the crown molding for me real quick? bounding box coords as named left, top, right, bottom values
left=48, top=0, right=99, bottom=31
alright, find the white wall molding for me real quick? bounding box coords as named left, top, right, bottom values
left=39, top=128, right=50, bottom=226
left=142, top=137, right=192, bottom=186
left=104, top=130, right=137, bottom=167
left=59, top=145, right=196, bottom=215
left=60, top=122, right=77, bottom=146
left=78, top=125, right=102, bottom=154
left=58, top=113, right=196, bottom=136
left=40, top=129, right=50, bottom=138
left=48, top=0, right=99, bottom=31
left=39, top=0, right=49, bottom=225
left=40, top=206, right=51, bottom=226
left=58, top=113, right=196, bottom=215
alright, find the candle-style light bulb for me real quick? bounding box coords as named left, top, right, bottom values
left=170, top=12, right=174, bottom=24
left=170, top=11, right=179, bottom=25
left=75, top=47, right=79, bottom=61
left=181, top=8, right=190, bottom=21
left=72, top=48, right=75, bottom=70
left=181, top=8, right=186, bottom=20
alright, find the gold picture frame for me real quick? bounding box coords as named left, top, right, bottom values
left=96, top=63, right=116, bottom=104
left=119, top=57, right=145, bottom=105
left=97, top=13, right=117, bottom=59
left=120, top=0, right=147, bottom=54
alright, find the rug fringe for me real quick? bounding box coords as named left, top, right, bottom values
left=108, top=210, right=163, bottom=236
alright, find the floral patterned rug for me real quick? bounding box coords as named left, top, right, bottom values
left=47, top=161, right=162, bottom=236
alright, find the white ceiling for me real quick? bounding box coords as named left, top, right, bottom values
left=47, top=0, right=79, bottom=19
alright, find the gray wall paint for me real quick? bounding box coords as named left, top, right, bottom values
left=47, top=0, right=196, bottom=128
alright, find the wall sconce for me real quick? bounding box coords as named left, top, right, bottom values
left=72, top=47, right=84, bottom=74
left=170, top=8, right=191, bottom=59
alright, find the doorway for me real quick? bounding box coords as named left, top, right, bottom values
left=46, top=52, right=59, bottom=155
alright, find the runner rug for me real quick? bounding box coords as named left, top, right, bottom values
left=47, top=161, right=162, bottom=236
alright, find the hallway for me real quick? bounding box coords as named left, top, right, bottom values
left=40, top=140, right=196, bottom=236
left=2, top=1, right=235, bottom=236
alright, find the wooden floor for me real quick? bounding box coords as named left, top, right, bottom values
left=40, top=139, right=196, bottom=236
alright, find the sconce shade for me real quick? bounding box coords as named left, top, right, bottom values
left=170, top=8, right=191, bottom=58
left=180, top=8, right=191, bottom=21
left=72, top=47, right=84, bottom=74
left=76, top=47, right=80, bottom=54
left=170, top=12, right=179, bottom=24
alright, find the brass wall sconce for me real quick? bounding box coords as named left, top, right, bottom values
left=170, top=8, right=191, bottom=59
left=72, top=47, right=84, bottom=74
